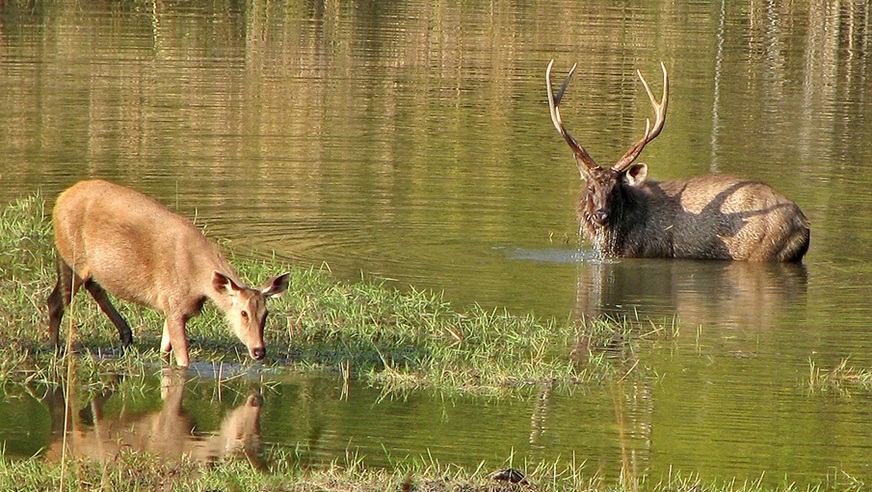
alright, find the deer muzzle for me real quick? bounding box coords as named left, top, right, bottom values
left=250, top=347, right=265, bottom=360
left=592, top=209, right=609, bottom=226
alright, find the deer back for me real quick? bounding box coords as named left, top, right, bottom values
left=585, top=173, right=810, bottom=261
left=52, top=179, right=229, bottom=313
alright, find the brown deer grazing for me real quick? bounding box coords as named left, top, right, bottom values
left=47, top=179, right=290, bottom=366
left=546, top=60, right=810, bottom=262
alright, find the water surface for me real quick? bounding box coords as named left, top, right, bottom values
left=2, top=0, right=872, bottom=487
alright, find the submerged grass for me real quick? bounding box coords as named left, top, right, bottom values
left=0, top=193, right=672, bottom=394
left=807, top=358, right=872, bottom=394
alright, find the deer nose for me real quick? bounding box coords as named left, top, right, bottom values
left=251, top=347, right=265, bottom=360
left=593, top=209, right=609, bottom=225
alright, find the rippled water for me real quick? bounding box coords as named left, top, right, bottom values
left=3, top=0, right=872, bottom=487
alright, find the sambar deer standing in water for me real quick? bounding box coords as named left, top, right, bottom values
left=546, top=60, right=810, bottom=262
left=47, top=179, right=290, bottom=366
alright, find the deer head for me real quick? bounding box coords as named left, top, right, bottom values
left=546, top=60, right=668, bottom=227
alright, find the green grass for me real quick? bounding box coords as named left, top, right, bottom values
left=0, top=445, right=864, bottom=492
left=0, top=193, right=674, bottom=394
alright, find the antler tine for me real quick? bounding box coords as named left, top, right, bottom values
left=614, top=62, right=669, bottom=172
left=547, top=60, right=599, bottom=174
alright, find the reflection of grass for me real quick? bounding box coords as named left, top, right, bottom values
left=807, top=358, right=872, bottom=393
left=0, top=194, right=672, bottom=393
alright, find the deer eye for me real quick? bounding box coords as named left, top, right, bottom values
left=241, top=310, right=249, bottom=320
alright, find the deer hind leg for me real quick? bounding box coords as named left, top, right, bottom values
left=83, top=279, right=134, bottom=347
left=781, top=221, right=811, bottom=263
left=47, top=258, right=83, bottom=349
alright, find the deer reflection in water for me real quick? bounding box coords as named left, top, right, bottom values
left=574, top=259, right=808, bottom=330
left=523, top=260, right=808, bottom=480
left=44, top=369, right=264, bottom=467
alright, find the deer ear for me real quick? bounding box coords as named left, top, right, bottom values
left=261, top=273, right=291, bottom=298
left=212, top=271, right=243, bottom=295
left=623, top=163, right=648, bottom=187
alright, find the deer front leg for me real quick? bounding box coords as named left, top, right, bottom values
left=162, top=316, right=190, bottom=367
left=160, top=321, right=172, bottom=356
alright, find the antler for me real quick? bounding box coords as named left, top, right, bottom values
left=613, top=62, right=669, bottom=172
left=546, top=60, right=600, bottom=174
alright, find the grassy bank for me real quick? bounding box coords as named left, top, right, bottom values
left=0, top=193, right=671, bottom=393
